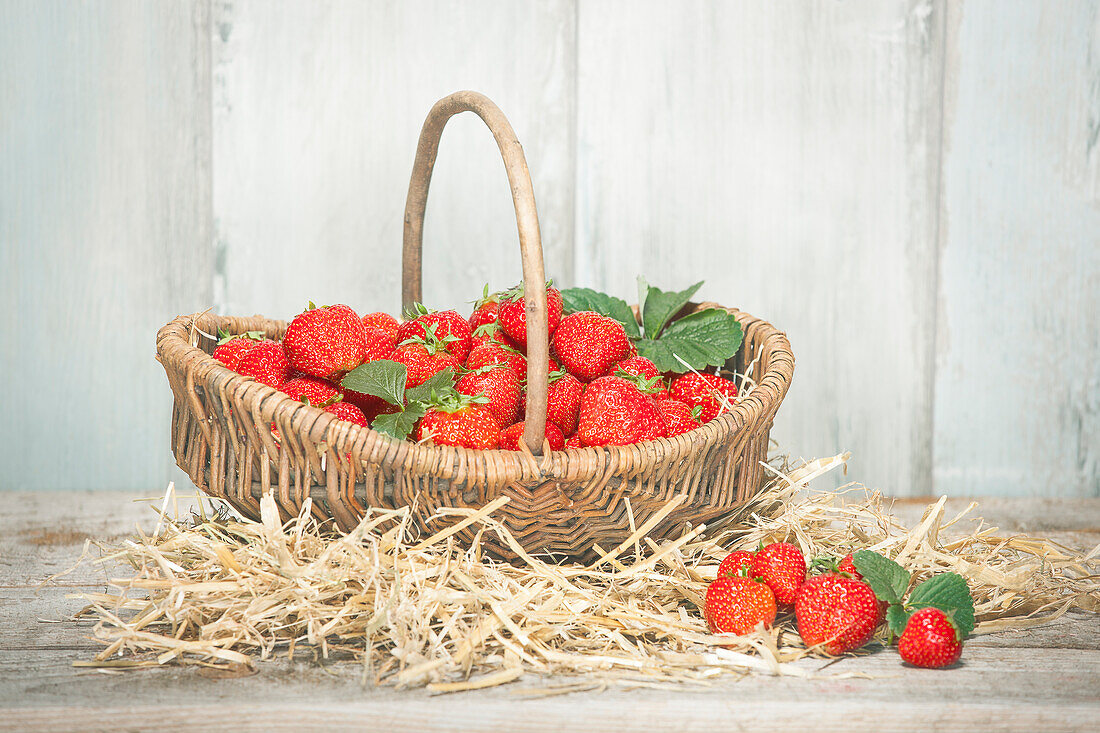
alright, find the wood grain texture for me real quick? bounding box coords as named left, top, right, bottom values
left=575, top=0, right=947, bottom=496
left=211, top=0, right=576, bottom=320
left=0, top=1, right=213, bottom=491
left=933, top=0, right=1100, bottom=497
left=1, top=492, right=1098, bottom=732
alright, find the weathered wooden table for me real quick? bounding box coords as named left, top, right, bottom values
left=2, top=491, right=1098, bottom=732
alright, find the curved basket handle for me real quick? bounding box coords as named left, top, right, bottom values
left=402, top=91, right=549, bottom=454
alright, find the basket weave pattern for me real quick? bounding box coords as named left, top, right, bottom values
left=155, top=91, right=794, bottom=560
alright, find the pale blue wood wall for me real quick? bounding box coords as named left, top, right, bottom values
left=2, top=0, right=1096, bottom=497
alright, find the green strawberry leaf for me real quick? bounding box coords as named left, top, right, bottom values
left=370, top=403, right=427, bottom=441
left=635, top=309, right=743, bottom=372
left=405, top=369, right=458, bottom=405
left=907, top=572, right=975, bottom=638
left=886, top=604, right=910, bottom=639
left=639, top=277, right=703, bottom=339
left=341, top=360, right=407, bottom=406
left=852, top=550, right=910, bottom=606
left=560, top=287, right=641, bottom=339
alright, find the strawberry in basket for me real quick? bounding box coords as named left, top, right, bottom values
left=282, top=303, right=370, bottom=381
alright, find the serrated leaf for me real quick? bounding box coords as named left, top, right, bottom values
left=560, top=287, right=641, bottom=339
left=635, top=308, right=743, bottom=372
left=907, top=572, right=975, bottom=638
left=852, top=550, right=910, bottom=606
left=405, top=369, right=457, bottom=405
left=640, top=280, right=703, bottom=339
left=886, top=604, right=910, bottom=638
left=370, top=403, right=427, bottom=441
left=340, top=360, right=407, bottom=406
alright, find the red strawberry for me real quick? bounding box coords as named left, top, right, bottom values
left=499, top=421, right=565, bottom=452
left=394, top=341, right=462, bottom=388
left=397, top=306, right=473, bottom=363
left=235, top=339, right=291, bottom=388
left=576, top=376, right=667, bottom=447
left=611, top=355, right=663, bottom=383
left=717, top=550, right=754, bottom=579
left=497, top=283, right=563, bottom=350
left=456, top=366, right=523, bottom=429
left=468, top=286, right=501, bottom=331
left=281, top=376, right=343, bottom=407
left=668, top=373, right=739, bottom=422
left=469, top=322, right=517, bottom=351
left=565, top=434, right=584, bottom=449
left=416, top=399, right=501, bottom=450
left=466, top=342, right=527, bottom=381
left=361, top=312, right=399, bottom=338
left=325, top=401, right=368, bottom=427
left=750, top=542, right=807, bottom=607
left=838, top=553, right=862, bottom=580
left=282, top=304, right=369, bottom=380
left=897, top=608, right=963, bottom=669
left=795, top=573, right=881, bottom=655
left=552, top=312, right=633, bottom=382
left=211, top=331, right=264, bottom=371
left=704, top=576, right=777, bottom=636
left=362, top=327, right=397, bottom=363
left=655, top=399, right=702, bottom=437
left=546, top=371, right=585, bottom=437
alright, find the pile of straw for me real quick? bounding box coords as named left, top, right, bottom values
left=66, top=453, right=1099, bottom=692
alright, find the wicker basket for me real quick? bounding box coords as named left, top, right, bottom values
left=156, top=91, right=794, bottom=560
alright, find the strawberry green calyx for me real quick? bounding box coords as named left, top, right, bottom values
left=469, top=283, right=501, bottom=308
left=403, top=301, right=434, bottom=320
left=427, top=389, right=489, bottom=414
left=614, top=370, right=665, bottom=395
left=216, top=328, right=265, bottom=346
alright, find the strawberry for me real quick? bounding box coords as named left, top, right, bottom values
left=499, top=421, right=565, bottom=451
left=393, top=339, right=463, bottom=388
left=795, top=573, right=881, bottom=655
left=565, top=434, right=584, bottom=449
left=704, top=576, right=777, bottom=636
left=211, top=330, right=264, bottom=370
left=360, top=327, right=396, bottom=363
left=361, top=312, right=399, bottom=338
left=235, top=339, right=291, bottom=388
left=576, top=376, right=667, bottom=447
left=468, top=286, right=501, bottom=331
left=897, top=607, right=963, bottom=669
left=469, top=322, right=518, bottom=351
left=611, top=355, right=664, bottom=385
left=497, top=283, right=563, bottom=350
left=416, top=396, right=501, bottom=450
left=750, top=542, right=807, bottom=607
left=325, top=401, right=368, bottom=427
left=655, top=399, right=702, bottom=437
left=717, top=550, right=754, bottom=579
left=282, top=304, right=369, bottom=380
left=456, top=365, right=523, bottom=429
left=838, top=553, right=862, bottom=580
left=281, top=376, right=343, bottom=407
left=668, top=373, right=739, bottom=422
left=546, top=371, right=585, bottom=437
left=552, top=312, right=633, bottom=382
left=466, top=342, right=527, bottom=381
left=397, top=305, right=473, bottom=363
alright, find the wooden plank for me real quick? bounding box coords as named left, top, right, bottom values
left=575, top=0, right=947, bottom=495
left=932, top=1, right=1100, bottom=497
left=0, top=1, right=213, bottom=492
left=211, top=0, right=577, bottom=321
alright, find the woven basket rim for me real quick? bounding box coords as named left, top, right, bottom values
left=155, top=301, right=794, bottom=486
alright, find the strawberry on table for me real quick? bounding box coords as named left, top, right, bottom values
left=668, top=372, right=739, bottom=422
left=546, top=370, right=584, bottom=437
left=717, top=549, right=754, bottom=579
left=704, top=575, right=777, bottom=636
left=497, top=282, right=563, bottom=350
left=282, top=303, right=369, bottom=381
left=361, top=311, right=399, bottom=338
left=750, top=542, right=807, bottom=607
left=397, top=305, right=473, bottom=363
left=499, top=420, right=565, bottom=452
left=456, top=365, right=523, bottom=429
left=576, top=375, right=667, bottom=447
left=235, top=339, right=291, bottom=389
left=897, top=607, right=963, bottom=669
left=795, top=572, right=881, bottom=655
left=552, top=311, right=633, bottom=382
left=655, top=398, right=702, bottom=437
left=416, top=394, right=501, bottom=450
